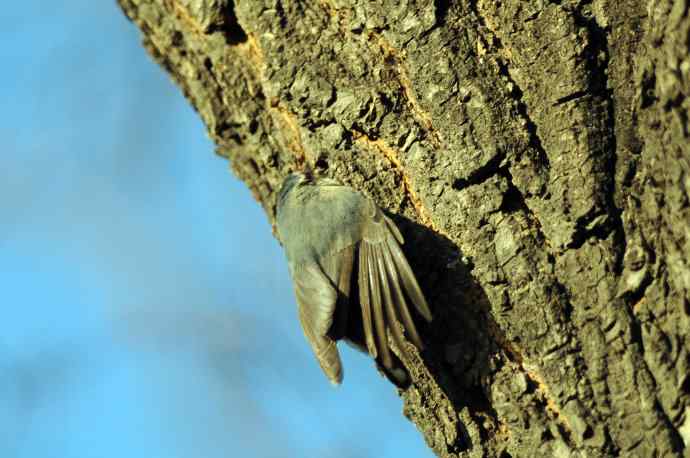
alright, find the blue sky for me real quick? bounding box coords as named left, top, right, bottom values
left=0, top=2, right=432, bottom=457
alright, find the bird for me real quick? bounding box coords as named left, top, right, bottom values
left=275, top=171, right=432, bottom=385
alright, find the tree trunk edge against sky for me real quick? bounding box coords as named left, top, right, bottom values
left=116, top=1, right=690, bottom=456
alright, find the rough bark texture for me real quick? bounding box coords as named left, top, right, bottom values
left=116, top=0, right=690, bottom=456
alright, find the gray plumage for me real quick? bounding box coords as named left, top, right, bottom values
left=276, top=172, right=432, bottom=385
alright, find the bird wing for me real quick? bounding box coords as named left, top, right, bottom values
left=358, top=202, right=433, bottom=371
left=291, top=251, right=353, bottom=385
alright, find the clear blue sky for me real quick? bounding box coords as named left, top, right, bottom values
left=0, top=2, right=432, bottom=457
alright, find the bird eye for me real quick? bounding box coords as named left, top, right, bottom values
left=315, top=157, right=329, bottom=171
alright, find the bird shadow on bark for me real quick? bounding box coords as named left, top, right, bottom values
left=391, top=213, right=506, bottom=450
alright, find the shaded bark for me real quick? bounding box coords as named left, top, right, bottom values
left=116, top=0, right=690, bottom=456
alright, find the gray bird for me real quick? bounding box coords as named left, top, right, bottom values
left=276, top=171, right=433, bottom=385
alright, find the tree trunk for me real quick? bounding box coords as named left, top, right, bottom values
left=116, top=0, right=690, bottom=456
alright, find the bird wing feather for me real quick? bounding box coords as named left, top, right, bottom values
left=292, top=262, right=343, bottom=385
left=358, top=203, right=432, bottom=371
left=327, top=245, right=355, bottom=341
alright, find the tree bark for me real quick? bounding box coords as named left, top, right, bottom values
left=116, top=0, right=690, bottom=456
